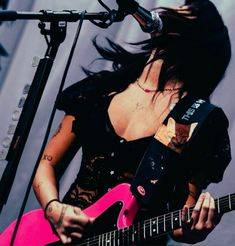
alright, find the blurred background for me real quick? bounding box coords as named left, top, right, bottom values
left=0, top=1, right=234, bottom=245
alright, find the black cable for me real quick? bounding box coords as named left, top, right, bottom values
left=9, top=11, right=86, bottom=246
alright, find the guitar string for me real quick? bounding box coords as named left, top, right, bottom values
left=78, top=195, right=235, bottom=245
left=138, top=195, right=235, bottom=232
left=78, top=200, right=235, bottom=246
left=77, top=195, right=235, bottom=245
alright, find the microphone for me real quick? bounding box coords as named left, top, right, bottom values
left=116, top=0, right=163, bottom=33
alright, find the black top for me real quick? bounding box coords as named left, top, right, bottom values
left=56, top=75, right=231, bottom=245
left=58, top=77, right=153, bottom=209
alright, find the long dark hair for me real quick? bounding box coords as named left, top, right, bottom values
left=84, top=0, right=231, bottom=99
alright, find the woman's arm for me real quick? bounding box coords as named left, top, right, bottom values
left=33, top=115, right=77, bottom=208
left=33, top=115, right=93, bottom=244
left=171, top=183, right=220, bottom=244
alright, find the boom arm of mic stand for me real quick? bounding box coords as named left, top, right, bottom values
left=0, top=10, right=111, bottom=22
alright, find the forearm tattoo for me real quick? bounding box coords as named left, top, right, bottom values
left=42, top=154, right=53, bottom=161
left=34, top=181, right=44, bottom=196
left=52, top=123, right=62, bottom=138
left=54, top=205, right=68, bottom=229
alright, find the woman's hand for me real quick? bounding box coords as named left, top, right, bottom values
left=181, top=192, right=221, bottom=243
left=45, top=201, right=94, bottom=244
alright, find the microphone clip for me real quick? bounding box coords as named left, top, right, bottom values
left=90, top=0, right=124, bottom=28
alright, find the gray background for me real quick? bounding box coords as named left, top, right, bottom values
left=0, top=1, right=234, bottom=245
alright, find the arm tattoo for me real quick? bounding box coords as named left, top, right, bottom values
left=35, top=181, right=44, bottom=190
left=52, top=123, right=62, bottom=138
left=34, top=181, right=44, bottom=197
left=42, top=154, right=53, bottom=161
left=54, top=205, right=68, bottom=229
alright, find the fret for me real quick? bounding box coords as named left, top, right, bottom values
left=163, top=214, right=166, bottom=232
left=156, top=216, right=159, bottom=235
left=217, top=197, right=221, bottom=214
left=143, top=220, right=146, bottom=239
left=187, top=207, right=191, bottom=222
left=113, top=230, right=118, bottom=246
left=231, top=194, right=235, bottom=209
left=108, top=231, right=112, bottom=245
left=98, top=234, right=101, bottom=246
left=179, top=210, right=182, bottom=227
left=102, top=233, right=105, bottom=246
left=111, top=231, right=115, bottom=246
left=105, top=233, right=109, bottom=246
left=229, top=194, right=232, bottom=210
left=131, top=224, right=136, bottom=243
left=117, top=229, right=120, bottom=246
left=150, top=218, right=152, bottom=237
left=171, top=212, right=173, bottom=230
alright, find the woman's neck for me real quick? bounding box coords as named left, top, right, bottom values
left=137, top=58, right=163, bottom=91
left=136, top=57, right=183, bottom=92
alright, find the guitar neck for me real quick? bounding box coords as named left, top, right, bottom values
left=80, top=193, right=235, bottom=246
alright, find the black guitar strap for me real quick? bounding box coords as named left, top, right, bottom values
left=130, top=95, right=217, bottom=206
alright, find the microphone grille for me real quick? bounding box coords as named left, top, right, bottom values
left=150, top=11, right=163, bottom=32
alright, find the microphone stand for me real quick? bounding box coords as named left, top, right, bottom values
left=0, top=9, right=118, bottom=213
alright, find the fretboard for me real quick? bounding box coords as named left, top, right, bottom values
left=79, top=193, right=235, bottom=246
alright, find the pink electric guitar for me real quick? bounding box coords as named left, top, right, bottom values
left=0, top=183, right=235, bottom=246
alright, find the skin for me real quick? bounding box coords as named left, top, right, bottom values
left=33, top=4, right=220, bottom=245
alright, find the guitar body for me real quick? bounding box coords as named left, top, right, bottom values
left=0, top=183, right=139, bottom=246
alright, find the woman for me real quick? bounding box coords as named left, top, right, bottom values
left=33, top=0, right=231, bottom=245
